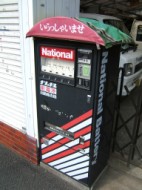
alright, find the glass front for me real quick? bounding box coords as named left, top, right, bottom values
left=77, top=63, right=91, bottom=80
left=77, top=49, right=92, bottom=80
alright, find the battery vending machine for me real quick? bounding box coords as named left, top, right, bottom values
left=27, top=17, right=121, bottom=188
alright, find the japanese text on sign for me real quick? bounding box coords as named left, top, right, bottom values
left=40, top=80, right=57, bottom=99
left=40, top=23, right=85, bottom=34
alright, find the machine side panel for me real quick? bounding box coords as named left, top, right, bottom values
left=89, top=46, right=120, bottom=186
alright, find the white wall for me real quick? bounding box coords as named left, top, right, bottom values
left=0, top=0, right=39, bottom=140
left=18, top=0, right=38, bottom=138
left=33, top=0, right=80, bottom=23
left=0, top=0, right=26, bottom=131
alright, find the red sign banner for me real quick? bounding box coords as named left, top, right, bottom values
left=26, top=17, right=105, bottom=46
left=40, top=46, right=75, bottom=61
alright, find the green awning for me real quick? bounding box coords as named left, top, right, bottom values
left=79, top=17, right=134, bottom=48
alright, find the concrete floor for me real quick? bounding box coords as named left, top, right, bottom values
left=95, top=167, right=142, bottom=190
left=0, top=143, right=142, bottom=190
left=95, top=155, right=142, bottom=190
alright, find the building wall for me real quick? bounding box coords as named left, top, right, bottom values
left=0, top=0, right=38, bottom=164
left=0, top=121, right=38, bottom=164
left=0, top=0, right=26, bottom=131
left=33, top=0, right=80, bottom=23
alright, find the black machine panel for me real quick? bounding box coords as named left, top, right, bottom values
left=34, top=38, right=120, bottom=188
left=36, top=41, right=95, bottom=186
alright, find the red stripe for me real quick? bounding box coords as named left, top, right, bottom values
left=46, top=109, right=93, bottom=139
left=42, top=139, right=70, bottom=154
left=42, top=126, right=91, bottom=154
left=74, top=125, right=91, bottom=138
left=43, top=140, right=90, bottom=163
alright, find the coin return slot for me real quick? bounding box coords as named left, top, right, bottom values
left=44, top=122, right=74, bottom=140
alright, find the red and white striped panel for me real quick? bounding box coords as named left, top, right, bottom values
left=41, top=109, right=93, bottom=180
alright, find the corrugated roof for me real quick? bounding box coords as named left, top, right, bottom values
left=80, top=0, right=142, bottom=19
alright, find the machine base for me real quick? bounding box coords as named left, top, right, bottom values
left=40, top=162, right=108, bottom=190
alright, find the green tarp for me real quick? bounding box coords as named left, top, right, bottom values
left=79, top=17, right=134, bottom=48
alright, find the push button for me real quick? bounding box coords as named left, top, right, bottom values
left=78, top=78, right=82, bottom=85
left=84, top=80, right=89, bottom=87
left=87, top=95, right=91, bottom=104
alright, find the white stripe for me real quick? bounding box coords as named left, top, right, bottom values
left=66, top=139, right=80, bottom=147
left=41, top=139, right=55, bottom=149
left=60, top=161, right=89, bottom=173
left=42, top=146, right=68, bottom=159
left=55, top=156, right=89, bottom=170
left=42, top=128, right=91, bottom=150
left=68, top=118, right=92, bottom=133
left=52, top=135, right=64, bottom=142
left=73, top=173, right=88, bottom=180
left=42, top=138, right=79, bottom=159
left=47, top=118, right=92, bottom=146
left=42, top=132, right=90, bottom=160
left=41, top=137, right=62, bottom=149
left=49, top=148, right=89, bottom=166
left=84, top=133, right=91, bottom=141
left=67, top=167, right=89, bottom=176
left=41, top=144, right=48, bottom=149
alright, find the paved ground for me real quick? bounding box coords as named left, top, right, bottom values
left=0, top=143, right=142, bottom=190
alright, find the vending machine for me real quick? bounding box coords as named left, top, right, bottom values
left=27, top=17, right=121, bottom=188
